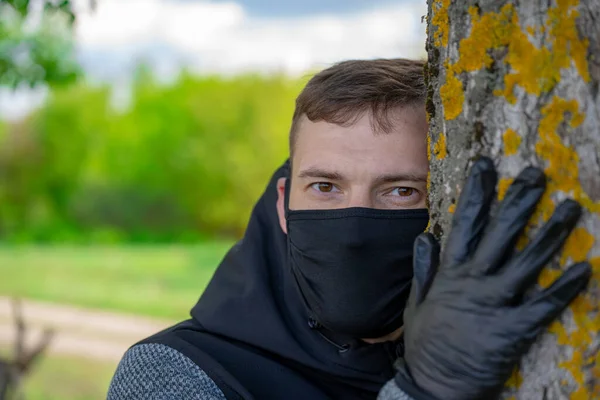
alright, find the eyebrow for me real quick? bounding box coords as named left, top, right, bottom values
left=297, top=167, right=428, bottom=183
left=297, top=167, right=345, bottom=181
left=373, top=173, right=428, bottom=184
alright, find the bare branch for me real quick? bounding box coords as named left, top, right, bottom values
left=16, top=328, right=55, bottom=375
left=10, top=299, right=25, bottom=364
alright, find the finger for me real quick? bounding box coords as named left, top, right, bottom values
left=519, top=262, right=591, bottom=332
left=442, top=156, right=497, bottom=269
left=471, top=167, right=546, bottom=276
left=412, top=233, right=441, bottom=305
left=495, top=199, right=582, bottom=300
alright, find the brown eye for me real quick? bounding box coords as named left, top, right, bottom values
left=316, top=182, right=334, bottom=192
left=394, top=187, right=415, bottom=197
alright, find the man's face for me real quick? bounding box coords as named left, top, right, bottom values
left=277, top=105, right=428, bottom=231
left=276, top=104, right=428, bottom=342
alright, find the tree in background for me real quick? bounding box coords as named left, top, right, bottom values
left=0, top=0, right=91, bottom=88
left=0, top=299, right=54, bottom=400
left=426, top=0, right=598, bottom=398
left=0, top=1, right=300, bottom=243
left=0, top=71, right=300, bottom=242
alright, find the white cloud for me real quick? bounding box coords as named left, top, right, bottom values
left=75, top=0, right=245, bottom=51
left=0, top=0, right=428, bottom=119
left=75, top=0, right=427, bottom=76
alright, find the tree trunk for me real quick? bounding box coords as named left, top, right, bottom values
left=425, top=0, right=599, bottom=398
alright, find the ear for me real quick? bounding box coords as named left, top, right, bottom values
left=276, top=177, right=288, bottom=234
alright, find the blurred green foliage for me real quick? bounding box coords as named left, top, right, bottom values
left=0, top=0, right=83, bottom=88
left=0, top=70, right=301, bottom=242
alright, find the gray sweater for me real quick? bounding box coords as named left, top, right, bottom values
left=107, top=343, right=414, bottom=400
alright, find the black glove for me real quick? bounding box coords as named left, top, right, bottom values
left=395, top=157, right=592, bottom=400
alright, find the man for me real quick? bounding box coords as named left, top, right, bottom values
left=108, top=59, right=591, bottom=400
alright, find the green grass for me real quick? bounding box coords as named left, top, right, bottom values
left=25, top=353, right=116, bottom=400
left=0, top=243, right=234, bottom=320
left=0, top=348, right=117, bottom=400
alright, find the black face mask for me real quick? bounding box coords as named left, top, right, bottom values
left=285, top=180, right=429, bottom=339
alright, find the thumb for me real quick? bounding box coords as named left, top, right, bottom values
left=412, top=232, right=440, bottom=305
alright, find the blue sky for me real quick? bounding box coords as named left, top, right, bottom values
left=1, top=0, right=427, bottom=119
left=205, top=0, right=402, bottom=17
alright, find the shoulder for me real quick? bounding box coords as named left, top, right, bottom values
left=108, top=343, right=226, bottom=400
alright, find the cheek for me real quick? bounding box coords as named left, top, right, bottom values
left=290, top=185, right=345, bottom=210
left=416, top=187, right=428, bottom=208
left=291, top=193, right=331, bottom=210
left=287, top=186, right=306, bottom=211
left=387, top=186, right=428, bottom=209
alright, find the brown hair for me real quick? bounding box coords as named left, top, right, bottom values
left=289, top=58, right=426, bottom=154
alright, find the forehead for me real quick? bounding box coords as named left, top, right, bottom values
left=291, top=106, right=428, bottom=178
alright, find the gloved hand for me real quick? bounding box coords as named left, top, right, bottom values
left=395, top=157, right=592, bottom=400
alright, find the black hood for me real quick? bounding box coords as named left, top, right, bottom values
left=190, top=160, right=401, bottom=399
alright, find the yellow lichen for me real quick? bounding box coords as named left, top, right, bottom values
left=454, top=5, right=515, bottom=73
left=592, top=257, right=600, bottom=274
left=505, top=368, right=523, bottom=391
left=440, top=63, right=464, bottom=120
left=431, top=0, right=450, bottom=48
left=440, top=5, right=514, bottom=120
left=427, top=134, right=432, bottom=161
left=548, top=0, right=591, bottom=83
left=500, top=0, right=591, bottom=101
left=427, top=171, right=431, bottom=194
left=550, top=271, right=600, bottom=400
left=441, top=0, right=591, bottom=118
left=526, top=25, right=536, bottom=36
left=433, top=132, right=447, bottom=159
left=559, top=227, right=595, bottom=266
left=526, top=192, right=557, bottom=232
left=515, top=234, right=529, bottom=252
left=497, top=177, right=514, bottom=201
left=536, top=97, right=582, bottom=190
left=538, top=268, right=563, bottom=289
left=503, top=128, right=521, bottom=156
left=533, top=96, right=599, bottom=397
left=535, top=96, right=600, bottom=215
left=501, top=29, right=557, bottom=103
left=533, top=95, right=599, bottom=289
left=440, top=4, right=515, bottom=119
left=561, top=353, right=589, bottom=400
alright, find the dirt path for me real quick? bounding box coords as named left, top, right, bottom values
left=0, top=296, right=177, bottom=362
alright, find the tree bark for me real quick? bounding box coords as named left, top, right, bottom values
left=425, top=0, right=599, bottom=398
